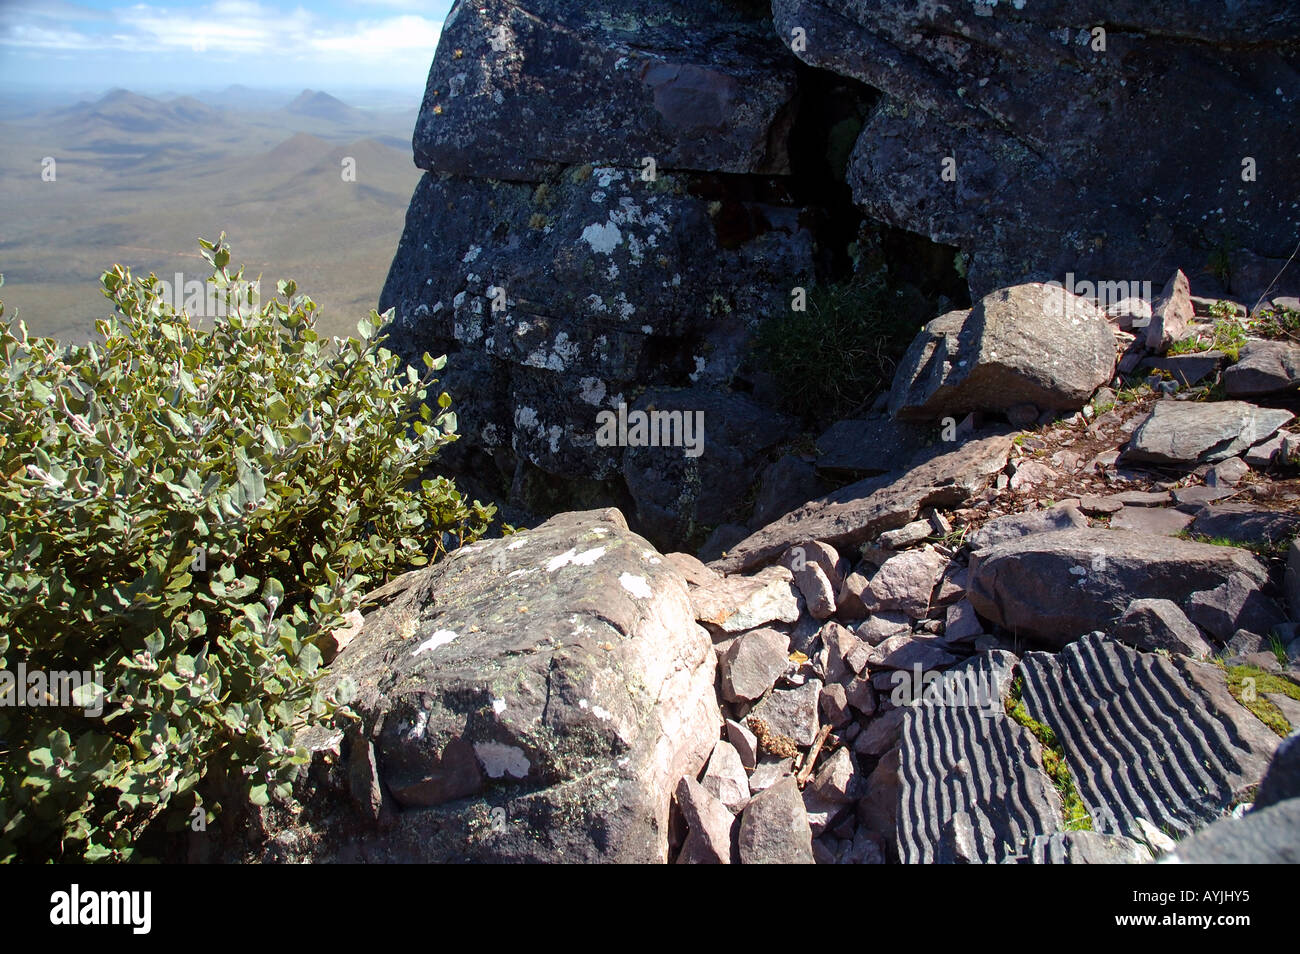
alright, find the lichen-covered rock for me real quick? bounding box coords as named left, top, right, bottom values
left=414, top=0, right=800, bottom=181
left=772, top=0, right=1300, bottom=300
left=263, top=508, right=720, bottom=863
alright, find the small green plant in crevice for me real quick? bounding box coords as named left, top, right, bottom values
left=0, top=237, right=495, bottom=862
left=1005, top=676, right=1093, bottom=831
left=1176, top=531, right=1287, bottom=559
left=754, top=269, right=922, bottom=422
left=1221, top=663, right=1299, bottom=737
left=1269, top=635, right=1291, bottom=668
left=1248, top=303, right=1300, bottom=344
left=1168, top=317, right=1248, bottom=362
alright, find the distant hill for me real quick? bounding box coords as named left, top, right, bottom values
left=51, top=89, right=223, bottom=135
left=284, top=89, right=367, bottom=125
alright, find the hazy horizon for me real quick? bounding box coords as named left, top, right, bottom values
left=0, top=0, right=455, bottom=96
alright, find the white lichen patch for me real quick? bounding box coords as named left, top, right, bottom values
left=492, top=698, right=507, bottom=715
left=578, top=377, right=607, bottom=406
left=619, top=573, right=653, bottom=599
left=412, top=630, right=459, bottom=656
left=581, top=221, right=623, bottom=254
left=547, top=546, right=607, bottom=572
left=506, top=537, right=528, bottom=550
left=474, top=742, right=530, bottom=779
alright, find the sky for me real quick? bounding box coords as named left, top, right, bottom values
left=0, top=0, right=455, bottom=97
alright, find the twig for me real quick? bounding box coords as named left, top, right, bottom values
left=796, top=724, right=833, bottom=787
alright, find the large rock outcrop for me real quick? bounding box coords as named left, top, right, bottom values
left=772, top=0, right=1300, bottom=298
left=265, top=509, right=720, bottom=863
left=379, top=0, right=822, bottom=548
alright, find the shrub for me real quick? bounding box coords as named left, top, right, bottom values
left=755, top=270, right=921, bottom=422
left=0, top=237, right=494, bottom=861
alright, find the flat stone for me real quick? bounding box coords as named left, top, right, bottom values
left=879, top=519, right=934, bottom=549
left=1171, top=485, right=1233, bottom=509
left=720, top=627, right=791, bottom=703
left=749, top=680, right=822, bottom=747
left=712, top=433, right=1015, bottom=574
left=747, top=756, right=794, bottom=794
left=1126, top=400, right=1294, bottom=466
left=965, top=505, right=1089, bottom=551
left=1107, top=490, right=1172, bottom=507
left=1109, top=506, right=1194, bottom=536
left=813, top=417, right=929, bottom=479
left=1223, top=339, right=1300, bottom=397
left=737, top=777, right=814, bottom=864
left=780, top=556, right=835, bottom=620
left=856, top=611, right=913, bottom=646
left=691, top=565, right=801, bottom=633
left=864, top=634, right=958, bottom=672
left=1078, top=496, right=1123, bottom=516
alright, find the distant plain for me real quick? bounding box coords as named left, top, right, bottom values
left=0, top=86, right=423, bottom=342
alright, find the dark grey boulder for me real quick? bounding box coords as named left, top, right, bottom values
left=1126, top=400, right=1294, bottom=466
left=1223, top=340, right=1300, bottom=398
left=1164, top=799, right=1300, bottom=864
left=1185, top=572, right=1287, bottom=644
left=414, top=0, right=799, bottom=180
left=772, top=0, right=1300, bottom=300
left=967, top=528, right=1268, bottom=648
left=1254, top=735, right=1300, bottom=811
left=965, top=505, right=1089, bottom=552
left=1189, top=503, right=1300, bottom=550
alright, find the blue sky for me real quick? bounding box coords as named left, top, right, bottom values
left=0, top=0, right=455, bottom=96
